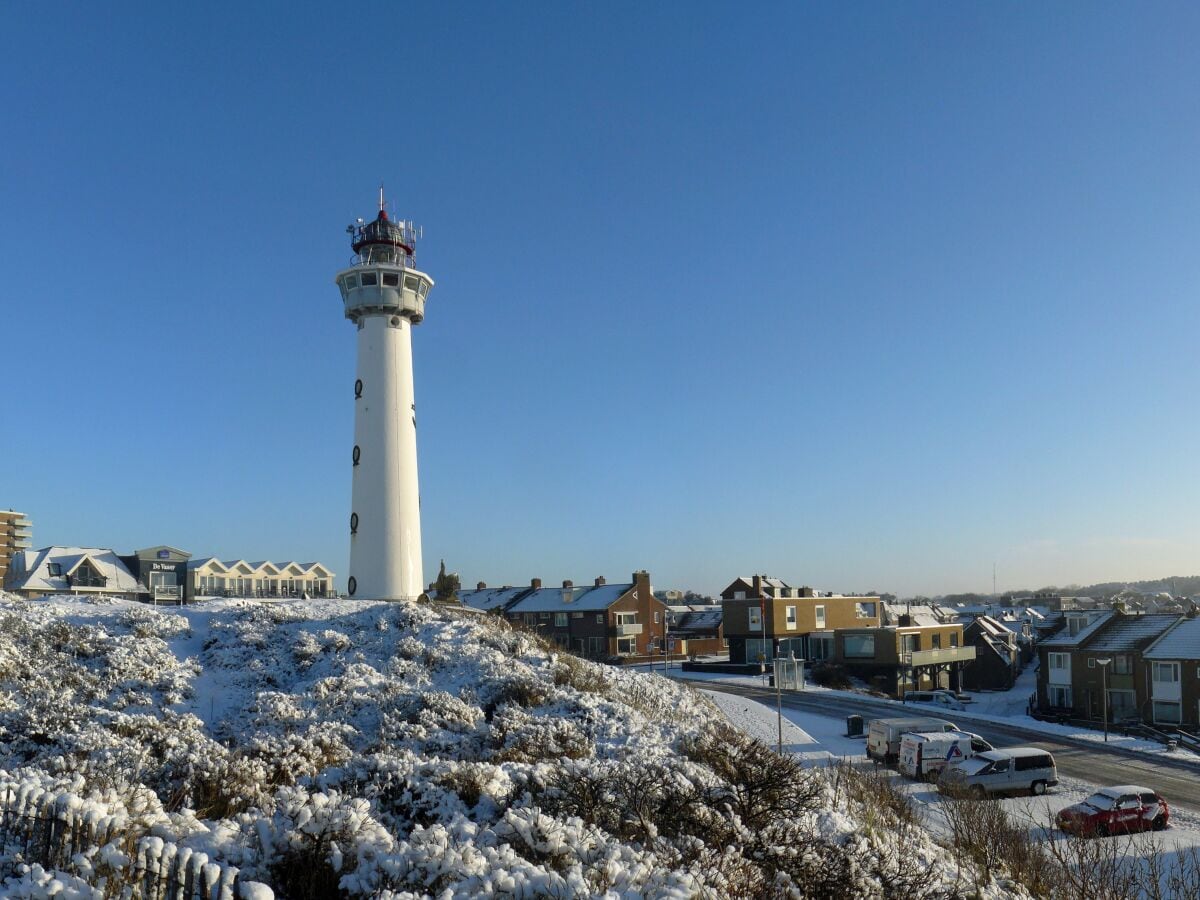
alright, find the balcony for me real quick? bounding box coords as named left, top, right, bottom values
left=902, top=646, right=976, bottom=667
left=611, top=623, right=643, bottom=637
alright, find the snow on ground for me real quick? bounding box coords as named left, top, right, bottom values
left=709, top=685, right=1200, bottom=886
left=0, top=594, right=1020, bottom=898
left=651, top=662, right=1200, bottom=766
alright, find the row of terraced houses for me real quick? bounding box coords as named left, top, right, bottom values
left=1036, top=608, right=1200, bottom=730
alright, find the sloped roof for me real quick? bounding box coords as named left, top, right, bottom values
left=459, top=583, right=636, bottom=614
left=1042, top=612, right=1114, bottom=648
left=1144, top=617, right=1200, bottom=660
left=671, top=608, right=723, bottom=633
left=5, top=547, right=140, bottom=594
left=1083, top=615, right=1179, bottom=652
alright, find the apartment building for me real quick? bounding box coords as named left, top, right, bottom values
left=186, top=558, right=337, bottom=600
left=0, top=511, right=32, bottom=586
left=720, top=575, right=881, bottom=664
left=459, top=571, right=666, bottom=661
left=821, top=622, right=973, bottom=696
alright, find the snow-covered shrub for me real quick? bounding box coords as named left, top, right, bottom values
left=0, top=594, right=1025, bottom=898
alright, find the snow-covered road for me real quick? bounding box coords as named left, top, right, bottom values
left=702, top=687, right=1200, bottom=877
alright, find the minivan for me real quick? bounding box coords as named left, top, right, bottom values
left=867, top=717, right=957, bottom=763
left=938, top=748, right=1058, bottom=797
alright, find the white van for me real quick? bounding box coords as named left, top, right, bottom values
left=898, top=731, right=992, bottom=780
left=867, top=717, right=957, bottom=763
left=938, top=748, right=1058, bottom=797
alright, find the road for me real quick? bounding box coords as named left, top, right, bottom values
left=682, top=678, right=1200, bottom=815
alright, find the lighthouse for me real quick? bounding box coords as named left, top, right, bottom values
left=334, top=192, right=434, bottom=601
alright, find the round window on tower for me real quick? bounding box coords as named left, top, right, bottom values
left=354, top=379, right=363, bottom=398
left=352, top=445, right=361, bottom=466
left=348, top=576, right=357, bottom=596
left=350, top=512, right=358, bottom=534
left=390, top=315, right=402, bottom=327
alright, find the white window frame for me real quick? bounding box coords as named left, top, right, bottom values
left=1153, top=662, right=1180, bottom=683
left=554, top=613, right=568, bottom=627
left=785, top=606, right=797, bottom=630
left=815, top=605, right=826, bottom=629
left=616, top=637, right=636, bottom=655
left=1048, top=685, right=1072, bottom=707
left=748, top=608, right=762, bottom=632
left=1153, top=700, right=1182, bottom=725
left=1048, top=652, right=1070, bottom=671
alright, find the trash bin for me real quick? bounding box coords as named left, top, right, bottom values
left=846, top=714, right=863, bottom=737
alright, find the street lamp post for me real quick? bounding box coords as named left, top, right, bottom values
left=1096, top=658, right=1112, bottom=742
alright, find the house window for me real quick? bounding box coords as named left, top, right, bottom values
left=1088, top=659, right=1096, bottom=669
left=931, top=633, right=942, bottom=649
left=950, top=632, right=959, bottom=648
left=748, top=608, right=762, bottom=632
left=615, top=612, right=637, bottom=625
left=345, top=275, right=358, bottom=289
left=654, top=611, right=661, bottom=624
left=1154, top=701, right=1182, bottom=725
left=1153, top=662, right=1180, bottom=684
left=360, top=272, right=378, bottom=286
left=810, top=634, right=833, bottom=661
left=588, top=636, right=604, bottom=656
left=843, top=634, right=875, bottom=658
left=523, top=613, right=535, bottom=625
left=382, top=272, right=400, bottom=287
left=856, top=601, right=876, bottom=619
left=554, top=613, right=567, bottom=627
left=1113, top=655, right=1132, bottom=675
left=746, top=638, right=773, bottom=663
left=1048, top=685, right=1072, bottom=707
left=734, top=591, right=746, bottom=600
left=616, top=637, right=636, bottom=655
left=1048, top=652, right=1070, bottom=671
left=815, top=605, right=825, bottom=629
left=595, top=614, right=603, bottom=624
left=539, top=612, right=550, bottom=620
left=785, top=606, right=797, bottom=629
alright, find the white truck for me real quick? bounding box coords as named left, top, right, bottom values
left=867, top=717, right=958, bottom=763
left=898, top=730, right=992, bottom=780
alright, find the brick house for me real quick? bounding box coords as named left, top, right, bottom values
left=720, top=575, right=881, bottom=664
left=1036, top=612, right=1180, bottom=723
left=1141, top=615, right=1200, bottom=729
left=458, top=571, right=666, bottom=663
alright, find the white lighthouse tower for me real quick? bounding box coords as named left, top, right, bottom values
left=334, top=192, right=435, bottom=601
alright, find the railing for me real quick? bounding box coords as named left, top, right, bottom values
left=902, top=646, right=976, bottom=666
left=611, top=623, right=643, bottom=636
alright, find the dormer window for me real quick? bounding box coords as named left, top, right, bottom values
left=47, top=562, right=62, bottom=577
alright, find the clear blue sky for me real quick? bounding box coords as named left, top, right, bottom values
left=3, top=3, right=1199, bottom=597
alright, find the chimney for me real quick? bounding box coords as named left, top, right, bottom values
left=476, top=581, right=487, bottom=591
left=633, top=569, right=651, bottom=598
left=531, top=577, right=542, bottom=589
left=563, top=579, right=573, bottom=589
left=594, top=576, right=606, bottom=586
left=752, top=574, right=763, bottom=596
left=562, top=580, right=574, bottom=604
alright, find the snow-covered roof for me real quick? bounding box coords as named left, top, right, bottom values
left=5, top=547, right=140, bottom=595
left=1145, top=617, right=1200, bottom=660
left=1041, top=612, right=1114, bottom=648
left=459, top=583, right=636, bottom=614
left=670, top=608, right=723, bottom=633
left=1083, top=615, right=1179, bottom=652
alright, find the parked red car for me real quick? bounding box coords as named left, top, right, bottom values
left=1056, top=785, right=1169, bottom=836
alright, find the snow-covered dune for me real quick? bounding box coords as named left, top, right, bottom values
left=0, top=595, right=1022, bottom=898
